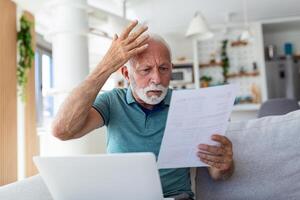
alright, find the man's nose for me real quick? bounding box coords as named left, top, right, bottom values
left=150, top=68, right=161, bottom=85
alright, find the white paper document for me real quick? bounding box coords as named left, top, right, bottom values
left=157, top=84, right=239, bottom=169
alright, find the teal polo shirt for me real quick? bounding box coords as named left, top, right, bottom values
left=92, top=88, right=193, bottom=198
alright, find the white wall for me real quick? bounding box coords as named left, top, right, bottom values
left=163, top=34, right=193, bottom=61
left=40, top=127, right=107, bottom=156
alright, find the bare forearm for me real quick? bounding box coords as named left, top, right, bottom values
left=52, top=20, right=149, bottom=140
left=52, top=64, right=112, bottom=139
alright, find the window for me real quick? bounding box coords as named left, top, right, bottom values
left=35, top=46, right=54, bottom=128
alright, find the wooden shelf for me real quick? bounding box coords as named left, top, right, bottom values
left=199, top=62, right=223, bottom=68
left=227, top=71, right=260, bottom=78
left=294, top=55, right=300, bottom=60
left=277, top=55, right=300, bottom=61
left=231, top=40, right=248, bottom=47
left=172, top=60, right=193, bottom=65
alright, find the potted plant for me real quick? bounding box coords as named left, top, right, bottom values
left=200, top=76, right=212, bottom=88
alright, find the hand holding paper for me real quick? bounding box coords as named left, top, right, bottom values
left=157, top=84, right=238, bottom=169
left=197, top=134, right=234, bottom=171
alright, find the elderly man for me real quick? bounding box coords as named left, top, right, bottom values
left=52, top=20, right=234, bottom=200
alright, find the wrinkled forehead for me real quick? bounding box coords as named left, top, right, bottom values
left=131, top=39, right=171, bottom=67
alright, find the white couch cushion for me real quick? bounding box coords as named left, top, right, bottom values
left=196, top=110, right=300, bottom=200
left=0, top=175, right=52, bottom=200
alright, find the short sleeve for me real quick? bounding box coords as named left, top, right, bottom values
left=92, top=91, right=111, bottom=126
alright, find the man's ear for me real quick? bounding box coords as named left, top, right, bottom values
left=121, top=66, right=130, bottom=82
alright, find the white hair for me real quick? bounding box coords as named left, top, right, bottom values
left=127, top=33, right=172, bottom=73
left=148, top=33, right=172, bottom=58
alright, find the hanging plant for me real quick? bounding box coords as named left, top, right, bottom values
left=17, top=15, right=34, bottom=102
left=221, top=39, right=229, bottom=84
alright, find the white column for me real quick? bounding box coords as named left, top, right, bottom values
left=49, top=0, right=89, bottom=113
left=40, top=0, right=106, bottom=156
left=193, top=40, right=200, bottom=89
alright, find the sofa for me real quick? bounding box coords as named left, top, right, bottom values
left=0, top=175, right=52, bottom=200
left=1, top=110, right=300, bottom=200
left=196, top=109, right=300, bottom=200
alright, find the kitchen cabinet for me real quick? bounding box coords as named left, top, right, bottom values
left=262, top=20, right=300, bottom=101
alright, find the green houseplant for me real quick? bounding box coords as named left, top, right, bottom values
left=200, top=76, right=212, bottom=88
left=221, top=39, right=229, bottom=84
left=17, top=15, right=34, bottom=101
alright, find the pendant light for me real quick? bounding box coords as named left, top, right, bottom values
left=240, top=0, right=252, bottom=41
left=186, top=11, right=213, bottom=41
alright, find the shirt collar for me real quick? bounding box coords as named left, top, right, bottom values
left=126, top=87, right=172, bottom=106
left=126, top=87, right=136, bottom=104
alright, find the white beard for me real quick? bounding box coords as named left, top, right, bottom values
left=130, top=79, right=168, bottom=105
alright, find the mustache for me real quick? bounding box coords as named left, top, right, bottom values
left=143, top=84, right=166, bottom=92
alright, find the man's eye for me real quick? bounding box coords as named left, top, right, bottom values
left=160, top=67, right=168, bottom=71
left=143, top=68, right=150, bottom=72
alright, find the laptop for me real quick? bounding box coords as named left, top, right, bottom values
left=33, top=153, right=173, bottom=200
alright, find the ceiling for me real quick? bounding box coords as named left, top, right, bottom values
left=263, top=20, right=300, bottom=33
left=12, top=0, right=300, bottom=61
left=122, top=0, right=300, bottom=35
left=14, top=0, right=300, bottom=35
